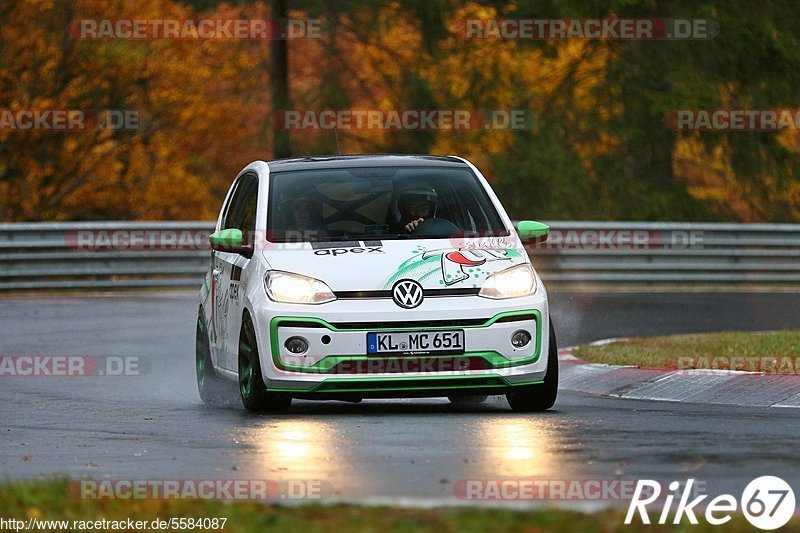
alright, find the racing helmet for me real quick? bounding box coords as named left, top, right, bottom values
left=279, top=187, right=322, bottom=228
left=392, top=179, right=438, bottom=223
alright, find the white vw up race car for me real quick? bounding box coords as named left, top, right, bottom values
left=196, top=155, right=557, bottom=413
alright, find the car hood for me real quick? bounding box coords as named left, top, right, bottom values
left=260, top=239, right=529, bottom=291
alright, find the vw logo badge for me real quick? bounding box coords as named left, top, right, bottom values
left=392, top=279, right=424, bottom=309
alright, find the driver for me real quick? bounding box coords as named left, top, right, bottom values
left=392, top=180, right=438, bottom=234
left=291, top=195, right=318, bottom=232
left=280, top=189, right=326, bottom=241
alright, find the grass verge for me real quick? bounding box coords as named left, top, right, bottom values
left=0, top=480, right=797, bottom=532
left=572, top=330, right=800, bottom=372
left=0, top=480, right=800, bottom=533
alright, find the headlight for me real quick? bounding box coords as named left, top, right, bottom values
left=264, top=270, right=336, bottom=304
left=478, top=263, right=537, bottom=299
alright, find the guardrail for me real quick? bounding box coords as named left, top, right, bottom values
left=1, top=221, right=799, bottom=290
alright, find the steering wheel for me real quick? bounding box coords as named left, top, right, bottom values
left=412, top=217, right=460, bottom=236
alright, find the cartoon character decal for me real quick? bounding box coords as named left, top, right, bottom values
left=382, top=247, right=524, bottom=289
left=426, top=248, right=511, bottom=285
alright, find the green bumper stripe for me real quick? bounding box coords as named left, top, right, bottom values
left=269, top=309, right=542, bottom=373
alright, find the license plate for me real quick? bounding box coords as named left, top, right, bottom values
left=366, top=330, right=465, bottom=355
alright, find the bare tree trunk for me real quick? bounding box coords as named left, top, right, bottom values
left=270, top=0, right=291, bottom=159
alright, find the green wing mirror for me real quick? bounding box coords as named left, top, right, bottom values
left=209, top=228, right=252, bottom=255
left=516, top=220, right=550, bottom=242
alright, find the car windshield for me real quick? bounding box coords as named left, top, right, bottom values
left=267, top=166, right=510, bottom=242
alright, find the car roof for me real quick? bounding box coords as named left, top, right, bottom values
left=264, top=154, right=469, bottom=172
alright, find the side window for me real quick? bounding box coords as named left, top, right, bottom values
left=223, top=173, right=258, bottom=232
left=219, top=180, right=241, bottom=230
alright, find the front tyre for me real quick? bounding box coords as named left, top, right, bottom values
left=196, top=307, right=230, bottom=406
left=238, top=313, right=292, bottom=414
left=506, top=321, right=559, bottom=412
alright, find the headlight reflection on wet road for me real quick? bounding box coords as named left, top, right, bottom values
left=474, top=416, right=570, bottom=479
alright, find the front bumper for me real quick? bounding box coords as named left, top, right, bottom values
left=252, top=294, right=550, bottom=396
left=279, top=375, right=545, bottom=400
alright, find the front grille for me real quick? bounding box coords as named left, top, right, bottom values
left=328, top=317, right=488, bottom=329
left=334, top=288, right=480, bottom=299
left=326, top=356, right=491, bottom=375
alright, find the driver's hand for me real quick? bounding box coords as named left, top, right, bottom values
left=404, top=218, right=424, bottom=233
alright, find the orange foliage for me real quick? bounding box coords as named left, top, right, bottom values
left=1, top=0, right=798, bottom=222
left=1, top=0, right=269, bottom=221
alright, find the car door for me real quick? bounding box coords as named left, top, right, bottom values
left=210, top=172, right=259, bottom=372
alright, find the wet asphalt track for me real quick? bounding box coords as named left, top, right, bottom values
left=0, top=291, right=798, bottom=506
